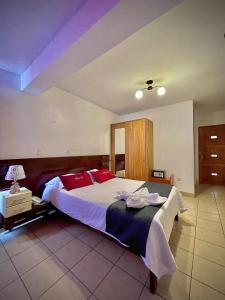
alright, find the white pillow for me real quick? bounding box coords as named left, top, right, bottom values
left=45, top=173, right=74, bottom=190
left=86, top=169, right=98, bottom=183
left=45, top=176, right=62, bottom=189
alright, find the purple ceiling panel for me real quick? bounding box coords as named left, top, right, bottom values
left=0, top=0, right=87, bottom=74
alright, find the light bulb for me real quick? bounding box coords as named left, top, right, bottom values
left=157, top=87, right=166, bottom=96
left=135, top=90, right=143, bottom=99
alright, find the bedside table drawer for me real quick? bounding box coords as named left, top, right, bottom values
left=0, top=188, right=32, bottom=208
left=4, top=201, right=32, bottom=218
left=6, top=193, right=32, bottom=207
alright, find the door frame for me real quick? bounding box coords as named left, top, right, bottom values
left=110, top=122, right=127, bottom=175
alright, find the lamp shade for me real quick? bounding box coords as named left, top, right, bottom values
left=5, top=165, right=26, bottom=181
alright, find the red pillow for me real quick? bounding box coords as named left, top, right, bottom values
left=91, top=169, right=115, bottom=183
left=59, top=173, right=93, bottom=191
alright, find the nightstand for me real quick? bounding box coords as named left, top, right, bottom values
left=149, top=174, right=174, bottom=185
left=0, top=189, right=53, bottom=230
left=0, top=188, right=32, bottom=218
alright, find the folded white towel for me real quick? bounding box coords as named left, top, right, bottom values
left=116, top=188, right=167, bottom=208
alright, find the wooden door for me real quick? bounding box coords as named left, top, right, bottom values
left=126, top=119, right=152, bottom=181
left=199, top=124, right=225, bottom=185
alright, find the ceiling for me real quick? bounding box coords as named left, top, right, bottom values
left=0, top=0, right=224, bottom=114
left=58, top=0, right=225, bottom=114
left=0, top=0, right=86, bottom=74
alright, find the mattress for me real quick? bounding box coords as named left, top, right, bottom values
left=43, top=177, right=187, bottom=278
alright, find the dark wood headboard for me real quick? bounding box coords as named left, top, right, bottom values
left=0, top=155, right=109, bottom=195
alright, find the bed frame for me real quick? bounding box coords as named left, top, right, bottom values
left=0, top=155, right=179, bottom=294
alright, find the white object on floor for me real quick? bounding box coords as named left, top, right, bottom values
left=42, top=177, right=187, bottom=279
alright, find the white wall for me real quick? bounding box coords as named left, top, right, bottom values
left=194, top=108, right=225, bottom=183
left=0, top=86, right=118, bottom=159
left=120, top=100, right=195, bottom=194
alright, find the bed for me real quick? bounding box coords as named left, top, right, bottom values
left=42, top=176, right=187, bottom=293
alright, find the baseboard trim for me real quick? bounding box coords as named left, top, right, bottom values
left=181, top=191, right=195, bottom=197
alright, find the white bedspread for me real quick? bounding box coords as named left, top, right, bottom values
left=43, top=178, right=187, bottom=279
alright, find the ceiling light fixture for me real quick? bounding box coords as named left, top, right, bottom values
left=157, top=86, right=166, bottom=96
left=135, top=90, right=144, bottom=99
left=135, top=80, right=166, bottom=99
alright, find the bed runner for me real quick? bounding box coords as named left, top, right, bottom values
left=106, top=181, right=173, bottom=256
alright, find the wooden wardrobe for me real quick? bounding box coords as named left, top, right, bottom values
left=111, top=118, right=153, bottom=181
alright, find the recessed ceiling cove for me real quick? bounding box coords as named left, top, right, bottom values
left=0, top=0, right=86, bottom=75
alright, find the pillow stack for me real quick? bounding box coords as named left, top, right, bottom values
left=45, top=169, right=115, bottom=191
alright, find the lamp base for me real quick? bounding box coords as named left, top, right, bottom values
left=10, top=181, right=20, bottom=194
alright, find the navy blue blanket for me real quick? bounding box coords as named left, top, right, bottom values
left=105, top=181, right=173, bottom=256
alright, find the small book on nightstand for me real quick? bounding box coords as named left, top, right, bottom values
left=32, top=196, right=44, bottom=205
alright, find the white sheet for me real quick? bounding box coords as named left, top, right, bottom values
left=43, top=178, right=187, bottom=279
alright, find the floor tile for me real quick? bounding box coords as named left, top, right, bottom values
left=28, top=221, right=60, bottom=239
left=42, top=230, right=74, bottom=253
left=39, top=272, right=90, bottom=300
left=0, top=227, right=38, bottom=257
left=94, top=266, right=143, bottom=300
left=64, top=222, right=89, bottom=237
left=12, top=241, right=51, bottom=275
left=186, top=202, right=198, bottom=210
left=221, top=216, right=225, bottom=224
left=21, top=255, right=67, bottom=299
left=197, top=211, right=221, bottom=222
left=185, top=208, right=197, bottom=216
left=116, top=250, right=149, bottom=284
left=172, top=222, right=196, bottom=238
left=218, top=208, right=225, bottom=217
left=180, top=214, right=197, bottom=226
left=79, top=228, right=104, bottom=248
left=95, top=237, right=124, bottom=263
left=139, top=287, right=164, bottom=300
left=198, top=205, right=219, bottom=214
left=192, top=255, right=225, bottom=294
left=48, top=214, right=72, bottom=229
left=190, top=278, right=225, bottom=300
left=216, top=202, right=225, bottom=210
left=34, top=223, right=74, bottom=252
left=198, top=202, right=218, bottom=209
left=88, top=295, right=98, bottom=300
left=0, top=243, right=9, bottom=264
left=72, top=250, right=113, bottom=292
left=196, top=218, right=223, bottom=234
left=196, top=227, right=225, bottom=248
left=0, top=278, right=30, bottom=300
left=194, top=239, right=225, bottom=267
left=157, top=270, right=191, bottom=300
left=55, top=238, right=91, bottom=269
left=169, top=230, right=195, bottom=253
left=183, top=196, right=198, bottom=204
left=0, top=259, right=18, bottom=290
left=170, top=245, right=193, bottom=276
left=197, top=194, right=214, bottom=200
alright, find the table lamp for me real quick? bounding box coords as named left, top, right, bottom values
left=5, top=165, right=26, bottom=194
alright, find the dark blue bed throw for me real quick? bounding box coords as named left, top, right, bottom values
left=105, top=181, right=173, bottom=256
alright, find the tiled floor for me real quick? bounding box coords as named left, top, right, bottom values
left=0, top=185, right=225, bottom=300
